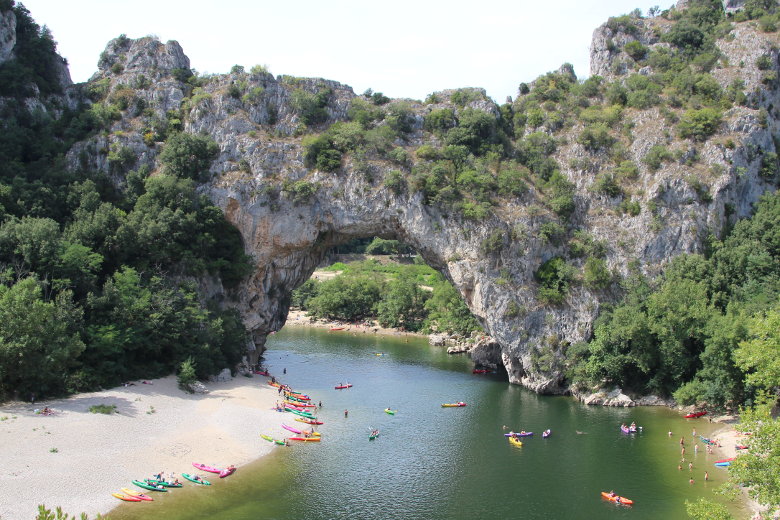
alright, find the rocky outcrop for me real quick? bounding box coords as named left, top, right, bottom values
left=0, top=9, right=15, bottom=65
left=51, top=13, right=780, bottom=395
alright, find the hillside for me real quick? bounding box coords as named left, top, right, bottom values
left=0, top=0, right=779, bottom=406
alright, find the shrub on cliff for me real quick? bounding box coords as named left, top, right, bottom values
left=677, top=107, right=722, bottom=140
left=159, top=132, right=219, bottom=181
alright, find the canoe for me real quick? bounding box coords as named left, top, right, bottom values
left=295, top=417, right=324, bottom=425
left=684, top=411, right=707, bottom=418
left=601, top=492, right=633, bottom=505
left=219, top=467, right=236, bottom=478
left=282, top=424, right=321, bottom=436
left=504, top=431, right=533, bottom=437
left=253, top=370, right=270, bottom=376
left=714, top=458, right=735, bottom=464
left=472, top=369, right=492, bottom=374
left=384, top=408, right=396, bottom=415
left=508, top=437, right=523, bottom=447
left=132, top=480, right=168, bottom=492
left=715, top=461, right=732, bottom=467
left=330, top=327, right=344, bottom=331
left=441, top=402, right=467, bottom=407
left=288, top=436, right=321, bottom=442
left=112, top=492, right=142, bottom=502
left=284, top=400, right=316, bottom=408
left=542, top=429, right=551, bottom=438
left=192, top=462, right=222, bottom=474
left=285, top=392, right=310, bottom=401
left=121, top=488, right=153, bottom=501
left=335, top=384, right=353, bottom=389
left=369, top=432, right=379, bottom=440
left=144, top=479, right=182, bottom=488
left=182, top=473, right=211, bottom=485
left=287, top=408, right=316, bottom=419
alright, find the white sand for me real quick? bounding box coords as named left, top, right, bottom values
left=0, top=375, right=288, bottom=520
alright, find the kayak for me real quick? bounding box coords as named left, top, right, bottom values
left=295, top=417, right=324, bottom=425
left=144, top=479, right=182, bottom=488
left=542, top=429, right=552, bottom=438
left=505, top=431, right=533, bottom=437
left=441, top=402, right=467, bottom=407
left=283, top=424, right=321, bottom=436
left=715, top=461, right=732, bottom=467
left=253, top=370, right=270, bottom=376
left=369, top=432, right=380, bottom=440
left=219, top=467, right=236, bottom=478
left=182, top=473, right=211, bottom=485
left=132, top=480, right=168, bottom=492
left=288, top=436, right=321, bottom=442
left=261, top=434, right=277, bottom=443
left=601, top=492, right=633, bottom=505
left=700, top=435, right=717, bottom=445
left=508, top=437, right=523, bottom=447
left=330, top=327, right=344, bottom=331
left=121, top=488, right=153, bottom=501
left=284, top=400, right=316, bottom=408
left=287, top=408, right=316, bottom=418
left=472, top=369, right=492, bottom=374
left=684, top=411, right=707, bottom=418
left=192, top=462, right=221, bottom=474
left=620, top=425, right=637, bottom=434
left=285, top=392, right=311, bottom=401
left=112, top=492, right=142, bottom=502
left=335, top=384, right=353, bottom=389
left=714, top=458, right=735, bottom=464
left=384, top=408, right=396, bottom=415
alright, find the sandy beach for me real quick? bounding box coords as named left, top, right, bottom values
left=0, top=375, right=287, bottom=520
left=285, top=308, right=426, bottom=338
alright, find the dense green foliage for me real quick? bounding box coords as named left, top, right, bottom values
left=292, top=256, right=481, bottom=335
left=567, top=191, right=780, bottom=407
left=0, top=7, right=251, bottom=401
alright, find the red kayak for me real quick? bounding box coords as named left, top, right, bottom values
left=714, top=457, right=735, bottom=464
left=472, top=369, right=492, bottom=374
left=335, top=384, right=353, bottom=389
left=192, top=462, right=221, bottom=474
left=219, top=466, right=236, bottom=478
left=684, top=411, right=707, bottom=418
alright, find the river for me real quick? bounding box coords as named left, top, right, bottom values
left=112, top=326, right=745, bottom=519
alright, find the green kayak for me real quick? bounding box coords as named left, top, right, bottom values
left=145, top=478, right=183, bottom=488
left=132, top=480, right=168, bottom=492
left=288, top=409, right=315, bottom=418
left=369, top=432, right=380, bottom=440
left=182, top=473, right=211, bottom=485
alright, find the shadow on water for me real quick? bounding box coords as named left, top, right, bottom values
left=111, top=327, right=745, bottom=520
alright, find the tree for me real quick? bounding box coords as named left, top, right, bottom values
left=158, top=132, right=219, bottom=181
left=377, top=274, right=430, bottom=331
left=178, top=356, right=197, bottom=392
left=734, top=306, right=780, bottom=393
left=0, top=278, right=84, bottom=399
left=685, top=498, right=734, bottom=520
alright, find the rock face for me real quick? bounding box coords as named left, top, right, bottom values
left=53, top=12, right=780, bottom=395
left=0, top=9, right=15, bottom=65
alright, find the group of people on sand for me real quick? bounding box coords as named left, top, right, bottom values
left=34, top=406, right=54, bottom=415
left=152, top=471, right=181, bottom=486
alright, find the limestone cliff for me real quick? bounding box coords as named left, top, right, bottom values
left=31, top=5, right=780, bottom=394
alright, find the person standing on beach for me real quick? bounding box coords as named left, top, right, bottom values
left=704, top=471, right=709, bottom=481
left=344, top=409, right=348, bottom=418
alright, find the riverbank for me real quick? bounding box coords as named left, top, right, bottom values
left=285, top=309, right=427, bottom=339
left=0, top=375, right=285, bottom=520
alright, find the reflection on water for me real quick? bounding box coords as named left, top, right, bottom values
left=111, top=327, right=745, bottom=520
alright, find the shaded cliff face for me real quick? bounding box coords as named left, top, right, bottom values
left=63, top=10, right=779, bottom=394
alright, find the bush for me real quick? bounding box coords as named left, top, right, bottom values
left=159, top=132, right=219, bottom=181
left=291, top=88, right=331, bottom=127
left=643, top=144, right=674, bottom=171
left=592, top=173, right=622, bottom=197
left=624, top=40, right=648, bottom=61
left=177, top=356, right=197, bottom=393
left=384, top=170, right=405, bottom=195
left=88, top=404, right=116, bottom=414
left=535, top=257, right=574, bottom=305
left=583, top=257, right=611, bottom=289
left=282, top=180, right=319, bottom=204
left=756, top=54, right=773, bottom=70
left=677, top=108, right=722, bottom=141
left=578, top=123, right=615, bottom=152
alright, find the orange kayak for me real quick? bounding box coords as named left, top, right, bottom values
left=601, top=492, right=633, bottom=505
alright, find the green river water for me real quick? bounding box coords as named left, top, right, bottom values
left=111, top=326, right=746, bottom=519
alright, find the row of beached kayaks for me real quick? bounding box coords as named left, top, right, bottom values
left=113, top=462, right=235, bottom=502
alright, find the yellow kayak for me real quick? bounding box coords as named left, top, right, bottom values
left=509, top=437, right=523, bottom=447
